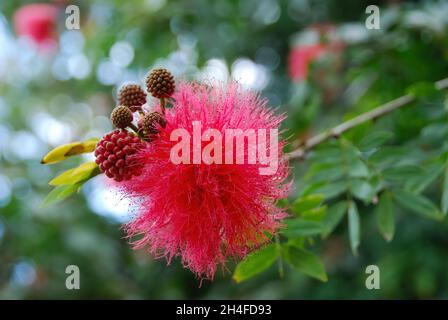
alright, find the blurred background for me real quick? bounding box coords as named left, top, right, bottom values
left=1, top=0, right=448, bottom=299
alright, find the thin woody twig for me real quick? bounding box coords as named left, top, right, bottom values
left=286, top=78, right=448, bottom=161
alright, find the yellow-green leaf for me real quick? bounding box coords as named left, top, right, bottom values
left=233, top=244, right=278, bottom=283
left=301, top=205, right=327, bottom=221
left=49, top=161, right=99, bottom=186
left=291, top=194, right=324, bottom=215
left=41, top=139, right=99, bottom=164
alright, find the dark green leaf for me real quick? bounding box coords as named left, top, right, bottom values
left=284, top=246, right=327, bottom=282
left=369, top=146, right=414, bottom=167
left=323, top=201, right=348, bottom=236
left=394, top=189, right=443, bottom=221
left=441, top=168, right=448, bottom=216
left=306, top=163, right=344, bottom=183
left=405, top=162, right=444, bottom=194
left=383, top=165, right=423, bottom=181
left=310, top=147, right=342, bottom=164
left=283, top=219, right=325, bottom=237
left=376, top=192, right=395, bottom=242
left=358, top=131, right=393, bottom=152
left=348, top=201, right=360, bottom=256
left=346, top=147, right=369, bottom=178
left=350, top=179, right=376, bottom=204
left=310, top=181, right=347, bottom=199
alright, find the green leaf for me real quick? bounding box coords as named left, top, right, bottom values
left=348, top=201, right=360, bottom=256
left=282, top=219, right=325, bottom=237
left=358, top=131, right=393, bottom=152
left=369, top=146, right=413, bottom=167
left=49, top=162, right=99, bottom=186
left=233, top=244, right=278, bottom=283
left=301, top=206, right=327, bottom=222
left=276, top=198, right=289, bottom=208
left=406, top=82, right=439, bottom=99
left=310, top=147, right=342, bottom=164
left=41, top=139, right=99, bottom=164
left=287, top=237, right=305, bottom=248
left=346, top=150, right=370, bottom=178
left=306, top=163, right=344, bottom=183
left=41, top=183, right=81, bottom=208
left=350, top=179, right=376, bottom=204
left=376, top=192, right=395, bottom=242
left=405, top=162, right=444, bottom=194
left=284, top=246, right=327, bottom=282
left=310, top=181, right=347, bottom=199
left=442, top=168, right=448, bottom=216
left=382, top=165, right=423, bottom=181
left=291, top=194, right=324, bottom=214
left=394, top=189, right=443, bottom=221
left=323, top=201, right=348, bottom=236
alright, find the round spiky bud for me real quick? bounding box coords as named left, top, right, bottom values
left=111, top=106, right=133, bottom=129
left=118, top=84, right=147, bottom=112
left=141, top=111, right=166, bottom=135
left=145, top=68, right=175, bottom=98
left=94, top=130, right=146, bottom=182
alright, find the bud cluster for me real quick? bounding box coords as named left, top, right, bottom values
left=94, top=68, right=176, bottom=181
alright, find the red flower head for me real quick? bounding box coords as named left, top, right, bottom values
left=121, top=82, right=290, bottom=279
left=13, top=3, right=58, bottom=51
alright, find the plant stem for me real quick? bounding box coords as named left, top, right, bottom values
left=274, top=234, right=284, bottom=279
left=160, top=98, right=166, bottom=115
left=128, top=123, right=146, bottom=140
left=286, top=78, right=448, bottom=161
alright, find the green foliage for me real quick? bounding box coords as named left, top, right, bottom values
left=291, top=194, right=324, bottom=215
left=393, top=190, right=443, bottom=221
left=233, top=244, right=278, bottom=283
left=2, top=0, right=448, bottom=299
left=283, top=246, right=327, bottom=282
left=49, top=162, right=100, bottom=186
left=348, top=201, right=361, bottom=256
left=376, top=192, right=395, bottom=242
left=358, top=131, right=393, bottom=152
left=41, top=184, right=82, bottom=208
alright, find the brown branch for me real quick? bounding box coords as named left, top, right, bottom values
left=286, top=78, right=448, bottom=161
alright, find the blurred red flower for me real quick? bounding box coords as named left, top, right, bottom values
left=13, top=3, right=58, bottom=50
left=288, top=44, right=327, bottom=81
left=288, top=24, right=344, bottom=82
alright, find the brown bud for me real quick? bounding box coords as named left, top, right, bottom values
left=118, top=83, right=147, bottom=112
left=111, top=106, right=133, bottom=129
left=145, top=68, right=175, bottom=99
left=141, top=112, right=166, bottom=135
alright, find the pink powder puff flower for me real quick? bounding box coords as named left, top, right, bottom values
left=121, top=82, right=290, bottom=280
